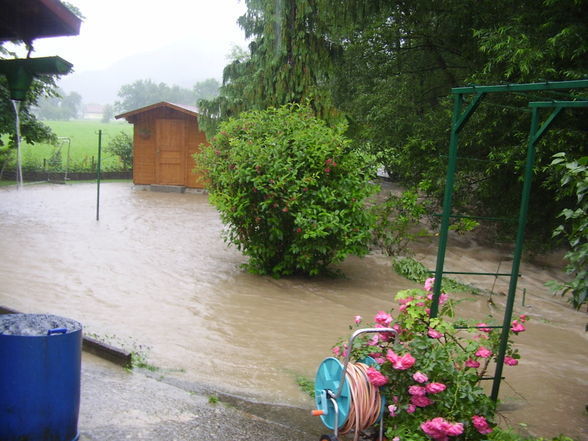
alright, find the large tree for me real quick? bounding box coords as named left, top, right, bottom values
left=115, top=78, right=222, bottom=114
left=34, top=89, right=82, bottom=120
left=203, top=0, right=587, bottom=250
left=331, top=0, right=587, bottom=246
left=193, top=78, right=220, bottom=101
left=114, top=79, right=196, bottom=113
left=198, top=0, right=342, bottom=136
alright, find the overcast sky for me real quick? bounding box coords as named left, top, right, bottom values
left=18, top=0, right=248, bottom=74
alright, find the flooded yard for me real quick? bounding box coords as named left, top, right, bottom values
left=0, top=182, right=586, bottom=440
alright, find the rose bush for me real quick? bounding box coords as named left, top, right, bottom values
left=197, top=103, right=377, bottom=277
left=331, top=279, right=527, bottom=441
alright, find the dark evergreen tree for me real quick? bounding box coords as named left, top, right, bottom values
left=198, top=0, right=343, bottom=136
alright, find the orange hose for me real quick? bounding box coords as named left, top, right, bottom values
left=339, top=362, right=382, bottom=441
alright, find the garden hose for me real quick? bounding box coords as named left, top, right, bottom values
left=339, top=361, right=383, bottom=441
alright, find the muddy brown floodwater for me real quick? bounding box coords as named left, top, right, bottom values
left=0, top=182, right=586, bottom=440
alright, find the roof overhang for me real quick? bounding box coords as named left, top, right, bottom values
left=115, top=102, right=200, bottom=123
left=0, top=0, right=82, bottom=42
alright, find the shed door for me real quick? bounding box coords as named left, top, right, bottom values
left=156, top=119, right=186, bottom=185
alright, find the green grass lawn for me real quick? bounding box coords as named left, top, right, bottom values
left=18, top=120, right=132, bottom=171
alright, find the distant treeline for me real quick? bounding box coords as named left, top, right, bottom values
left=32, top=78, right=221, bottom=122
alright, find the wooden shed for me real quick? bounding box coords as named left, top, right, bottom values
left=115, top=102, right=207, bottom=189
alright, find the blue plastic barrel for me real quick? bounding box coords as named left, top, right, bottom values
left=0, top=314, right=82, bottom=441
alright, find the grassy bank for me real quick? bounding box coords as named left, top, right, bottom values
left=17, top=120, right=132, bottom=171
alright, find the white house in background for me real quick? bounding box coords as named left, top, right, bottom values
left=83, top=103, right=104, bottom=120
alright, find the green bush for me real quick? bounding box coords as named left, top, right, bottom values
left=198, top=103, right=377, bottom=277
left=105, top=131, right=133, bottom=170
left=371, top=189, right=428, bottom=256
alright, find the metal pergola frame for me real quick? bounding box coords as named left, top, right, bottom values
left=428, top=79, right=588, bottom=401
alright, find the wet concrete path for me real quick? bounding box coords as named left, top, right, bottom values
left=80, top=353, right=324, bottom=441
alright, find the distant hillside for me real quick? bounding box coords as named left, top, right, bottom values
left=58, top=40, right=229, bottom=106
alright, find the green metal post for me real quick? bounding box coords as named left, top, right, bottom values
left=431, top=93, right=485, bottom=317
left=429, top=81, right=588, bottom=403
left=430, top=94, right=463, bottom=317
left=490, top=107, right=539, bottom=401
left=96, top=130, right=102, bottom=221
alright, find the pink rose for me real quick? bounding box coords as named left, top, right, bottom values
left=374, top=310, right=392, bottom=326
left=401, top=353, right=416, bottom=369
left=406, top=404, right=416, bottom=414
left=428, top=328, right=443, bottom=339
left=519, top=314, right=528, bottom=322
left=511, top=320, right=526, bottom=334
left=388, top=404, right=398, bottom=417
left=386, top=349, right=399, bottom=363
left=421, top=419, right=445, bottom=440
left=413, top=371, right=428, bottom=383
left=375, top=324, right=395, bottom=341
left=354, top=315, right=362, bottom=324
left=411, top=395, right=433, bottom=407
left=428, top=292, right=449, bottom=305
left=504, top=356, right=519, bottom=366
left=408, top=385, right=427, bottom=396
left=426, top=382, right=447, bottom=394
left=424, top=277, right=435, bottom=292
left=398, top=296, right=413, bottom=305
left=367, top=334, right=380, bottom=346
left=366, top=367, right=388, bottom=387
left=465, top=359, right=481, bottom=368
left=446, top=422, right=464, bottom=437
left=472, top=415, right=493, bottom=435
left=331, top=346, right=340, bottom=356
left=386, top=349, right=416, bottom=370
left=476, top=323, right=492, bottom=333
left=421, top=417, right=463, bottom=441
left=475, top=346, right=492, bottom=358
left=379, top=332, right=394, bottom=342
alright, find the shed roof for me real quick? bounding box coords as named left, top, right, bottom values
left=115, top=102, right=199, bottom=122
left=0, top=0, right=82, bottom=42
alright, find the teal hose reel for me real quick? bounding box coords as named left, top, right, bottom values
left=314, top=357, right=351, bottom=430
left=312, top=328, right=396, bottom=441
